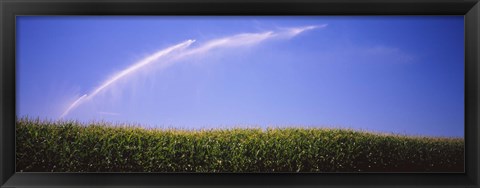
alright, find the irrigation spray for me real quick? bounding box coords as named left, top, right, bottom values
left=59, top=25, right=325, bottom=119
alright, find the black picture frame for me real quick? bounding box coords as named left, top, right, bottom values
left=1, top=0, right=479, bottom=187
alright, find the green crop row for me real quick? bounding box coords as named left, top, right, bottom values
left=16, top=117, right=464, bottom=172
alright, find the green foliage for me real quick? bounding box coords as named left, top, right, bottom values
left=16, top=117, right=464, bottom=172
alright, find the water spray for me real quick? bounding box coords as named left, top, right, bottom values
left=59, top=25, right=325, bottom=119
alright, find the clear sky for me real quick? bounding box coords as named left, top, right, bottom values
left=16, top=16, right=464, bottom=137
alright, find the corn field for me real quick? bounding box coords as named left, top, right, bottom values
left=16, top=117, right=464, bottom=172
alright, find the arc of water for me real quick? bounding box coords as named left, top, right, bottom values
left=60, top=25, right=325, bottom=119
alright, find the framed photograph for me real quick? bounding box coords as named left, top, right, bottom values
left=1, top=0, right=479, bottom=187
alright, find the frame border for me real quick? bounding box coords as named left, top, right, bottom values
left=1, top=0, right=479, bottom=187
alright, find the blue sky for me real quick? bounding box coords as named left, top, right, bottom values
left=16, top=16, right=464, bottom=137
